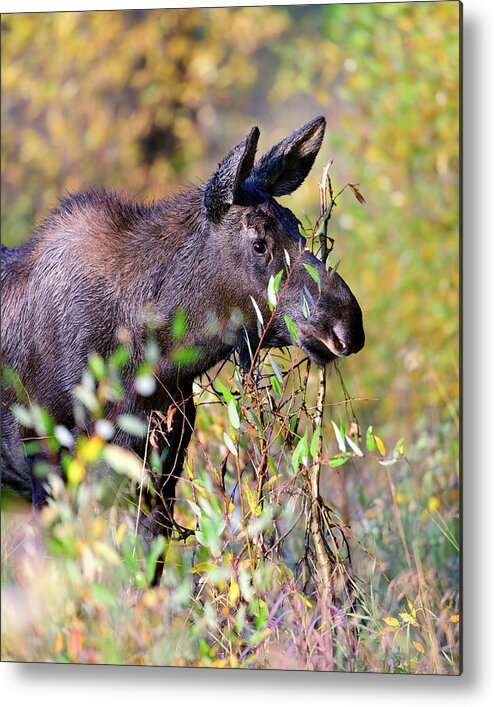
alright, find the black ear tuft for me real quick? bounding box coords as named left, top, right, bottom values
left=247, top=116, right=326, bottom=197
left=203, top=127, right=260, bottom=221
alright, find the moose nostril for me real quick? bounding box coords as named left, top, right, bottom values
left=315, top=321, right=363, bottom=358
left=331, top=324, right=349, bottom=355
left=333, top=330, right=347, bottom=353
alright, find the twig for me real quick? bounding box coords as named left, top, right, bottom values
left=308, top=164, right=338, bottom=602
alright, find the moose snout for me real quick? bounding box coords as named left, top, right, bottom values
left=321, top=322, right=365, bottom=356
left=320, top=319, right=365, bottom=358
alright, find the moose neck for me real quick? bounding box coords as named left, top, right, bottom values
left=138, top=190, right=243, bottom=380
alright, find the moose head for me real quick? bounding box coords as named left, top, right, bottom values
left=175, top=115, right=365, bottom=372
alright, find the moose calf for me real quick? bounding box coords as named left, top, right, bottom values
left=1, top=116, right=365, bottom=583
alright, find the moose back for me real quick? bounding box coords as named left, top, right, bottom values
left=1, top=116, right=365, bottom=583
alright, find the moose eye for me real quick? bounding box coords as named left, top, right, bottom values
left=252, top=240, right=267, bottom=255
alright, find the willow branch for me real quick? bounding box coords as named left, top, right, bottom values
left=309, top=163, right=337, bottom=600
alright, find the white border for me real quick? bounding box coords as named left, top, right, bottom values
left=1, top=0, right=493, bottom=703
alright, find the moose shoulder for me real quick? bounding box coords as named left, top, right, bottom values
left=1, top=116, right=364, bottom=584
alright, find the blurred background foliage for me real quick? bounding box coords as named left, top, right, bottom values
left=1, top=2, right=460, bottom=670
left=1, top=1, right=459, bottom=431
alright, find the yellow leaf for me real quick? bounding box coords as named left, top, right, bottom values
left=184, top=460, right=194, bottom=480
left=79, top=435, right=104, bottom=463
left=244, top=478, right=258, bottom=518
left=116, top=522, right=127, bottom=546
left=191, top=561, right=218, bottom=574
left=413, top=641, right=425, bottom=654
left=93, top=541, right=120, bottom=565
left=67, top=459, right=85, bottom=484
left=298, top=593, right=313, bottom=608
left=406, top=598, right=417, bottom=619
left=383, top=616, right=399, bottom=627
left=428, top=495, right=440, bottom=512
left=399, top=612, right=419, bottom=626
left=92, top=516, right=105, bottom=539
left=54, top=631, right=64, bottom=653
left=450, top=614, right=460, bottom=623
left=374, top=435, right=386, bottom=456
left=228, top=577, right=240, bottom=606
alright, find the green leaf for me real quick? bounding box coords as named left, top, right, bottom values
left=90, top=584, right=118, bottom=608
left=223, top=432, right=238, bottom=457
left=171, top=306, right=187, bottom=341
left=110, top=345, right=130, bottom=368
left=253, top=598, right=269, bottom=629
left=31, top=404, right=55, bottom=436
left=329, top=258, right=341, bottom=278
left=268, top=353, right=283, bottom=383
left=250, top=296, right=264, bottom=326
left=345, top=434, right=363, bottom=456
left=366, top=426, right=376, bottom=452
left=273, top=269, right=283, bottom=294
left=284, top=315, right=299, bottom=342
left=216, top=381, right=234, bottom=404
left=304, top=263, right=321, bottom=290
left=267, top=454, right=279, bottom=480
left=331, top=419, right=346, bottom=452
left=195, top=530, right=208, bottom=548
left=310, top=426, right=321, bottom=457
left=283, top=249, right=291, bottom=270
left=103, top=445, right=145, bottom=482
left=328, top=456, right=349, bottom=468
left=186, top=499, right=202, bottom=517
left=248, top=628, right=271, bottom=648
left=301, top=294, right=311, bottom=320
left=292, top=429, right=309, bottom=474
left=11, top=403, right=32, bottom=428
left=248, top=408, right=265, bottom=436
left=145, top=338, right=160, bottom=364
left=117, top=414, right=147, bottom=438
left=267, top=275, right=277, bottom=310
left=171, top=345, right=200, bottom=365
left=55, top=425, right=74, bottom=448
left=228, top=399, right=240, bottom=430
left=88, top=353, right=106, bottom=381
left=394, top=437, right=406, bottom=457
left=358, top=482, right=366, bottom=507
left=270, top=375, right=282, bottom=397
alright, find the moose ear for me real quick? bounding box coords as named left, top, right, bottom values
left=203, top=127, right=260, bottom=221
left=247, top=116, right=326, bottom=197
